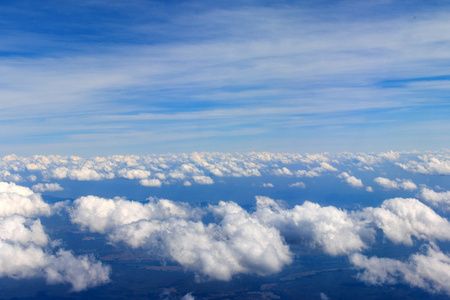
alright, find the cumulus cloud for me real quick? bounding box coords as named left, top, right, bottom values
left=44, top=249, right=111, bottom=292
left=374, top=177, right=398, bottom=189
left=0, top=215, right=49, bottom=247
left=70, top=196, right=195, bottom=234
left=139, top=178, right=162, bottom=187
left=0, top=182, right=111, bottom=291
left=362, top=198, right=450, bottom=245
left=262, top=183, right=274, bottom=188
left=31, top=183, right=64, bottom=193
left=181, top=292, right=195, bottom=300
left=51, top=167, right=114, bottom=181
left=289, top=182, right=305, bottom=188
left=70, top=196, right=292, bottom=281
left=378, top=151, right=401, bottom=161
left=0, top=170, right=22, bottom=182
left=396, top=154, right=450, bottom=175
left=0, top=182, right=51, bottom=217
left=419, top=188, right=450, bottom=209
left=273, top=167, right=293, bottom=176
left=350, top=243, right=450, bottom=295
left=192, top=175, right=214, bottom=185
left=254, top=196, right=370, bottom=256
left=118, top=168, right=151, bottom=180
left=295, top=162, right=338, bottom=178
left=0, top=228, right=111, bottom=291
left=169, top=171, right=186, bottom=180
left=374, top=177, right=417, bottom=191
left=2, top=151, right=436, bottom=188
left=338, top=172, right=363, bottom=188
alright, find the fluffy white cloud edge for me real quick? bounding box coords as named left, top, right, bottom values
left=0, top=182, right=111, bottom=291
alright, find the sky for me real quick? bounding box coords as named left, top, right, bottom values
left=1, top=0, right=450, bottom=156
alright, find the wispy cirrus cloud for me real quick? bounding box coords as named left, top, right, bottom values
left=0, top=1, right=449, bottom=154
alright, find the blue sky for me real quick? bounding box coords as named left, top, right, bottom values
left=1, top=0, right=450, bottom=156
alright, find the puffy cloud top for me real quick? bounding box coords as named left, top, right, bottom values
left=396, top=154, right=450, bottom=175
left=338, top=172, right=363, bottom=188
left=192, top=175, right=214, bottom=185
left=70, top=195, right=292, bottom=281
left=0, top=182, right=51, bottom=217
left=365, top=198, right=450, bottom=245
left=374, top=177, right=417, bottom=191
left=70, top=196, right=195, bottom=234
left=0, top=181, right=111, bottom=291
left=351, top=243, right=450, bottom=295
left=139, top=178, right=162, bottom=187
left=31, top=183, right=64, bottom=193
left=254, top=196, right=369, bottom=256
left=419, top=188, right=450, bottom=209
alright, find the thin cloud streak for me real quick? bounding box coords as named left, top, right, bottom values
left=0, top=2, right=449, bottom=154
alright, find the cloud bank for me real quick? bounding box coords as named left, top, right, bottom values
left=1, top=150, right=450, bottom=296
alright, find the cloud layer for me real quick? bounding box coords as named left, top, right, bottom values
left=1, top=150, right=450, bottom=296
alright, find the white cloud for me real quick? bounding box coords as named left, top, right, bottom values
left=155, top=173, right=166, bottom=180
left=289, top=182, right=305, bottom=188
left=169, top=171, right=186, bottom=180
left=374, top=177, right=417, bottom=191
left=366, top=186, right=374, bottom=192
left=70, top=196, right=292, bottom=281
left=44, top=249, right=111, bottom=292
left=0, top=233, right=110, bottom=292
left=192, top=175, right=214, bottom=185
left=254, top=196, right=370, bottom=256
left=181, top=293, right=195, bottom=300
left=32, top=183, right=64, bottom=193
left=338, top=172, right=363, bottom=188
left=0, top=182, right=111, bottom=292
left=0, top=182, right=51, bottom=217
left=378, top=151, right=400, bottom=161
left=52, top=167, right=114, bottom=181
left=295, top=162, right=338, bottom=178
left=351, top=243, right=450, bottom=296
left=374, top=177, right=398, bottom=189
left=363, top=198, right=450, bottom=245
left=0, top=215, right=49, bottom=247
left=396, top=154, right=450, bottom=175
left=118, top=168, right=151, bottom=180
left=262, top=183, right=274, bottom=188
left=70, top=196, right=195, bottom=234
left=273, top=167, right=292, bottom=176
left=139, top=178, right=162, bottom=187
left=0, top=181, right=33, bottom=196
left=0, top=170, right=22, bottom=182
left=400, top=180, right=418, bottom=191
left=419, top=188, right=450, bottom=209
left=0, top=152, right=433, bottom=190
